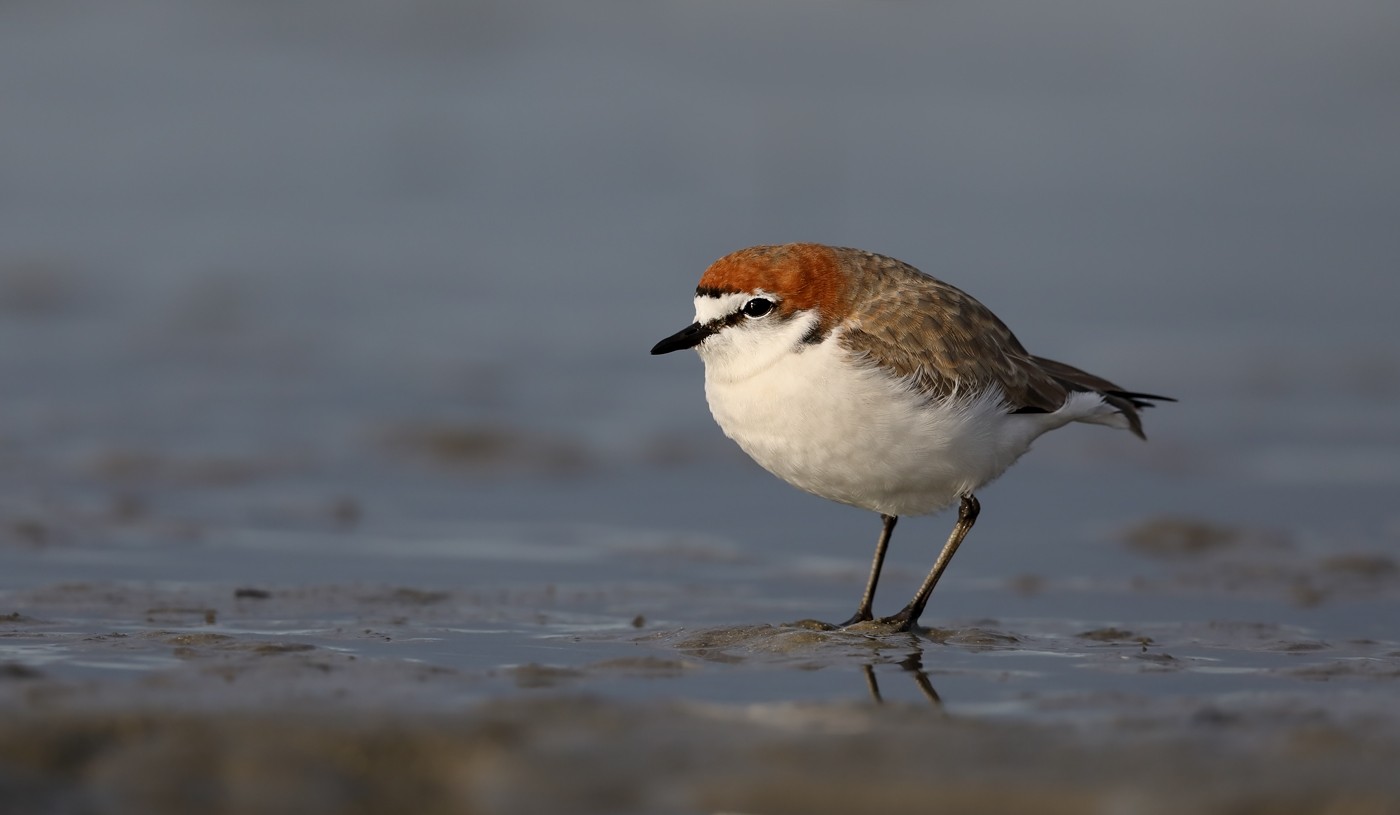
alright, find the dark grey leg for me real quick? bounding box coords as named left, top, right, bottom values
left=879, top=495, right=980, bottom=632
left=838, top=514, right=898, bottom=627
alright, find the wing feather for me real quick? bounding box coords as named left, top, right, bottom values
left=835, top=251, right=1066, bottom=412
left=830, top=249, right=1174, bottom=439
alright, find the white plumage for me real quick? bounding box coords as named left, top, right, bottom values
left=701, top=319, right=1118, bottom=517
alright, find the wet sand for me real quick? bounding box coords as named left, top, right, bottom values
left=5, top=515, right=1400, bottom=813
left=7, top=699, right=1400, bottom=815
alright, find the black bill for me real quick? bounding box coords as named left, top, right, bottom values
left=650, top=322, right=714, bottom=355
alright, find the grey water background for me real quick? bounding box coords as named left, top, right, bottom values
left=2, top=1, right=1399, bottom=713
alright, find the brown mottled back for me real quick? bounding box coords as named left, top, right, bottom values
left=830, top=248, right=1069, bottom=410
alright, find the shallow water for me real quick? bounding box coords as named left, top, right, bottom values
left=4, top=509, right=1398, bottom=715
left=3, top=1, right=1400, bottom=812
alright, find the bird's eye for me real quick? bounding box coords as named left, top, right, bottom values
left=741, top=298, right=774, bottom=318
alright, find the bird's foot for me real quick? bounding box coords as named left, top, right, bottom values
left=872, top=606, right=922, bottom=634
left=835, top=610, right=873, bottom=628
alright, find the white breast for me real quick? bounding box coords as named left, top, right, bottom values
left=701, top=331, right=1088, bottom=517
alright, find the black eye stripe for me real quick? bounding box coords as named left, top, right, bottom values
left=698, top=296, right=778, bottom=333
left=702, top=309, right=748, bottom=333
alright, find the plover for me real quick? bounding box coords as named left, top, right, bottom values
left=652, top=243, right=1172, bottom=631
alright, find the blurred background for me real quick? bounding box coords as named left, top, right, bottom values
left=1, top=0, right=1398, bottom=614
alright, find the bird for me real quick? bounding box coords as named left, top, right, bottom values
left=651, top=243, right=1172, bottom=632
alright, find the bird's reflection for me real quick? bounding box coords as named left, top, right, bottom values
left=861, top=651, right=942, bottom=708
left=669, top=621, right=949, bottom=709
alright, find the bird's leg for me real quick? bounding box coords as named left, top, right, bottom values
left=879, top=495, right=980, bottom=632
left=837, top=514, right=897, bottom=627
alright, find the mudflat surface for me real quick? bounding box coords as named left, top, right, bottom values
left=3, top=2, right=1400, bottom=813
left=5, top=509, right=1400, bottom=813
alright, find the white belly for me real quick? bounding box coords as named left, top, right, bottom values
left=702, top=336, right=1061, bottom=517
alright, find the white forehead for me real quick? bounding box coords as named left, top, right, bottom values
left=693, top=291, right=771, bottom=323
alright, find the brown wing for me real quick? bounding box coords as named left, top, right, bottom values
left=834, top=250, right=1068, bottom=412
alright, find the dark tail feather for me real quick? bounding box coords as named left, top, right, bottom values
left=1103, top=389, right=1177, bottom=410
left=1032, top=356, right=1175, bottom=440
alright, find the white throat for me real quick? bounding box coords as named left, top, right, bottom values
left=692, top=294, right=820, bottom=383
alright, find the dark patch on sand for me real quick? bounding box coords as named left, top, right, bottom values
left=383, top=423, right=594, bottom=476
left=1118, top=518, right=1400, bottom=606
left=1078, top=627, right=1152, bottom=645
left=506, top=664, right=585, bottom=689
left=92, top=450, right=298, bottom=487
left=1122, top=517, right=1290, bottom=558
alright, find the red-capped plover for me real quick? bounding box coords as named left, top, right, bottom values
left=652, top=243, right=1172, bottom=632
